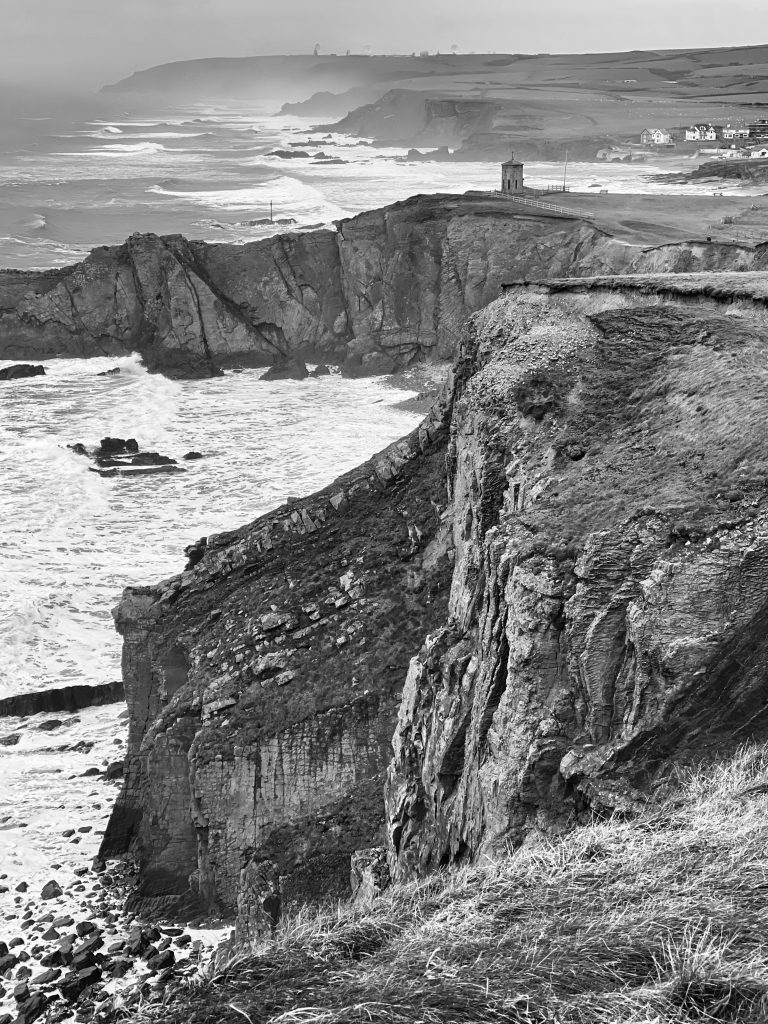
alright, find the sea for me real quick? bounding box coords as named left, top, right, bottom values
left=0, top=93, right=761, bottom=970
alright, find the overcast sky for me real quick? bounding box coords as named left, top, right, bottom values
left=1, top=0, right=766, bottom=91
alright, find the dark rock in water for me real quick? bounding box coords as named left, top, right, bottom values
left=261, top=357, right=309, bottom=381
left=309, top=363, right=331, bottom=377
left=40, top=880, right=62, bottom=900
left=98, top=437, right=138, bottom=456
left=0, top=680, right=123, bottom=718
left=15, top=882, right=27, bottom=893
left=68, top=443, right=88, bottom=456
left=128, top=453, right=177, bottom=467
left=96, top=367, right=121, bottom=376
left=0, top=364, right=45, bottom=381
left=182, top=451, right=204, bottom=460
left=105, top=761, right=124, bottom=781
left=36, top=720, right=62, bottom=732
left=0, top=734, right=20, bottom=746
left=75, top=923, right=98, bottom=939
left=81, top=768, right=101, bottom=777
left=74, top=438, right=186, bottom=477
left=183, top=536, right=207, bottom=572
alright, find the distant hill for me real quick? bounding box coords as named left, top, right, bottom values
left=103, top=46, right=768, bottom=156
left=101, top=53, right=505, bottom=106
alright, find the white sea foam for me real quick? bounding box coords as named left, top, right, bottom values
left=147, top=173, right=350, bottom=221
left=0, top=356, right=420, bottom=698
left=97, top=141, right=170, bottom=155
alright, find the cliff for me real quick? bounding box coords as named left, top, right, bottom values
left=4, top=193, right=766, bottom=379
left=386, top=274, right=768, bottom=877
left=103, top=268, right=768, bottom=933
left=100, top=397, right=454, bottom=919
left=652, top=157, right=768, bottom=185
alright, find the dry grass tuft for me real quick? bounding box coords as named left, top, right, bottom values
left=121, top=743, right=768, bottom=1024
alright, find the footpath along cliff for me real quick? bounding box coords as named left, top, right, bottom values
left=101, top=269, right=768, bottom=936
left=2, top=193, right=767, bottom=378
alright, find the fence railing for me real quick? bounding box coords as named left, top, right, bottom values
left=493, top=191, right=595, bottom=219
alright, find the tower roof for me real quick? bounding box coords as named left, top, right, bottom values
left=501, top=154, right=523, bottom=166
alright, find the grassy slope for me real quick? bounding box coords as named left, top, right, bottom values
left=125, top=744, right=768, bottom=1023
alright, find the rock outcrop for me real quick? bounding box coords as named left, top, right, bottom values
left=0, top=680, right=124, bottom=718
left=3, top=194, right=767, bottom=379
left=104, top=265, right=768, bottom=934
left=100, top=396, right=454, bottom=919
left=386, top=276, right=768, bottom=878
left=0, top=363, right=45, bottom=380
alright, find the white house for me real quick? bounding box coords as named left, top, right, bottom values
left=750, top=147, right=768, bottom=159
left=722, top=124, right=750, bottom=139
left=640, top=128, right=672, bottom=145
left=685, top=124, right=718, bottom=141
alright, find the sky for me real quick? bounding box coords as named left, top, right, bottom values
left=1, top=0, right=767, bottom=92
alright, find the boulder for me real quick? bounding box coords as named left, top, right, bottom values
left=234, top=858, right=281, bottom=945
left=57, top=965, right=101, bottom=1002
left=260, top=357, right=309, bottom=381
left=16, top=992, right=47, bottom=1024
left=350, top=847, right=390, bottom=906
left=0, top=364, right=45, bottom=381
left=97, top=437, right=138, bottom=456
left=309, top=364, right=331, bottom=377
left=128, top=452, right=177, bottom=467
left=182, top=451, right=204, bottom=460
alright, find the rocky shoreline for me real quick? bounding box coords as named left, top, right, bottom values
left=89, top=267, right=768, bottom=948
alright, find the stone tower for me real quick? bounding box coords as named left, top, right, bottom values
left=501, top=154, right=524, bottom=194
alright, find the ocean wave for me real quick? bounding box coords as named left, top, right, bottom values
left=146, top=174, right=350, bottom=221
left=97, top=142, right=169, bottom=155
left=23, top=213, right=47, bottom=231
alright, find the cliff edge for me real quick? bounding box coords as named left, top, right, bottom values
left=4, top=193, right=767, bottom=378
left=102, top=269, right=768, bottom=935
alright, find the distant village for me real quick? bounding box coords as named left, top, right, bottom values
left=635, top=118, right=768, bottom=160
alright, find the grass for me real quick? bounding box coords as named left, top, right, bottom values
left=121, top=744, right=768, bottom=1024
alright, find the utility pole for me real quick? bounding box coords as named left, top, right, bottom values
left=563, top=149, right=568, bottom=191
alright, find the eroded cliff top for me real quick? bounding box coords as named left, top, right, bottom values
left=505, top=269, right=768, bottom=302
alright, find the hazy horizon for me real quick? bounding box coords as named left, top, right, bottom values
left=1, top=0, right=767, bottom=93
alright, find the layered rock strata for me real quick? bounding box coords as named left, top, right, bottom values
left=3, top=194, right=766, bottom=378
left=105, top=268, right=768, bottom=931
left=100, top=395, right=454, bottom=919
left=386, top=279, right=768, bottom=878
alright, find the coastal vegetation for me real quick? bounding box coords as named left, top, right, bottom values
left=124, top=743, right=768, bottom=1024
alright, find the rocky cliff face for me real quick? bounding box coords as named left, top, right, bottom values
left=3, top=194, right=764, bottom=378
left=386, top=278, right=768, bottom=878
left=104, top=268, right=768, bottom=932
left=100, top=396, right=454, bottom=919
